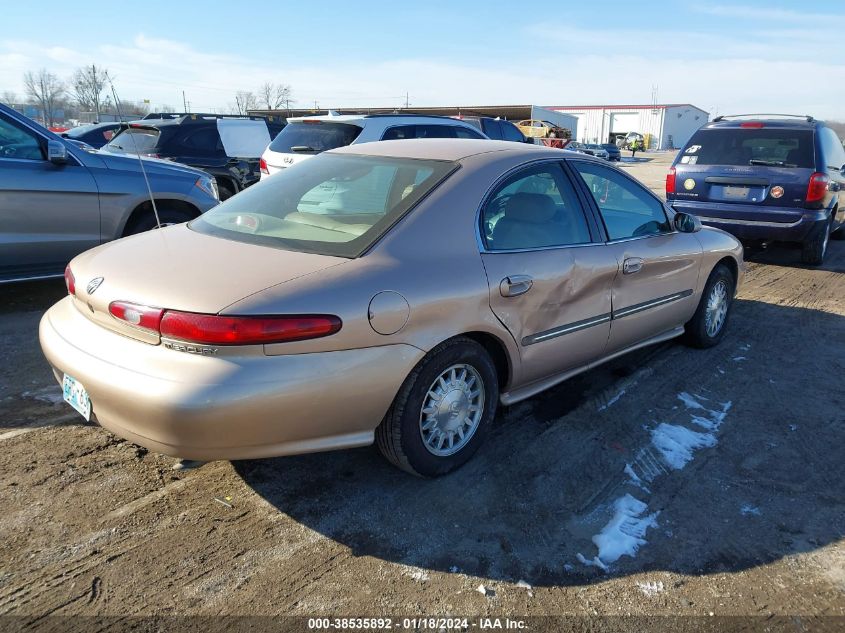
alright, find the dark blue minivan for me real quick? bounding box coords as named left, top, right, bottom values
left=667, top=115, right=845, bottom=265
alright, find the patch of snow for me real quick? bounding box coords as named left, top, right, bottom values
left=577, top=494, right=659, bottom=570
left=516, top=579, right=532, bottom=590
left=789, top=424, right=798, bottom=432
left=740, top=343, right=751, bottom=351
left=563, top=563, right=574, bottom=572
left=22, top=386, right=64, bottom=405
left=624, top=463, right=651, bottom=493
left=740, top=504, right=761, bottom=516
left=476, top=584, right=494, bottom=597
left=598, top=388, right=627, bottom=412
left=636, top=580, right=664, bottom=596
left=576, top=553, right=608, bottom=571
left=677, top=392, right=706, bottom=410
left=651, top=424, right=716, bottom=470
left=449, top=566, right=459, bottom=573
left=401, top=567, right=429, bottom=583
left=733, top=356, right=747, bottom=362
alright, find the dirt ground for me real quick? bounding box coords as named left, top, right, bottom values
left=1, top=151, right=844, bottom=631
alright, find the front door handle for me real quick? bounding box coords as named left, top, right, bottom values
left=500, top=275, right=533, bottom=297
left=623, top=257, right=644, bottom=274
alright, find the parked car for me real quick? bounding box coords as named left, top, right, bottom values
left=457, top=116, right=530, bottom=143
left=0, top=103, right=219, bottom=284
left=103, top=114, right=283, bottom=199
left=259, top=113, right=487, bottom=179
left=667, top=114, right=845, bottom=265
left=42, top=139, right=743, bottom=477
left=61, top=122, right=126, bottom=149
left=568, top=142, right=610, bottom=160
left=516, top=119, right=572, bottom=140
left=601, top=143, right=622, bottom=161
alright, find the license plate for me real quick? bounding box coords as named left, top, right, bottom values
left=62, top=374, right=91, bottom=421
left=723, top=186, right=750, bottom=199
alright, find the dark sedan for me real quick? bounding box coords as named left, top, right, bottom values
left=601, top=143, right=622, bottom=161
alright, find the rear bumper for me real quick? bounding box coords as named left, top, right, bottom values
left=670, top=201, right=828, bottom=242
left=39, top=296, right=424, bottom=461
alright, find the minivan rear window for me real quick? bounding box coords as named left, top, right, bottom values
left=268, top=122, right=362, bottom=155
left=681, top=128, right=815, bottom=168
left=191, top=153, right=457, bottom=258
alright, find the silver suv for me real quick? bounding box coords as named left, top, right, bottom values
left=260, top=113, right=488, bottom=178
left=0, top=104, right=219, bottom=283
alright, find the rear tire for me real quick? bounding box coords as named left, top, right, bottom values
left=375, top=337, right=498, bottom=477
left=217, top=182, right=235, bottom=201
left=801, top=216, right=832, bottom=265
left=124, top=208, right=195, bottom=236
left=831, top=211, right=844, bottom=240
left=684, top=263, right=735, bottom=349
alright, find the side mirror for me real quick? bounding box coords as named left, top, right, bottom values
left=840, top=163, right=845, bottom=173
left=674, top=211, right=702, bottom=233
left=47, top=140, right=68, bottom=165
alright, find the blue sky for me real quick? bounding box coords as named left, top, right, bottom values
left=2, top=0, right=843, bottom=118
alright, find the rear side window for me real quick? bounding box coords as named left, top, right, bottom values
left=106, top=127, right=160, bottom=153
left=680, top=128, right=815, bottom=168
left=501, top=121, right=525, bottom=143
left=180, top=127, right=222, bottom=153
left=268, top=122, right=362, bottom=155
left=191, top=154, right=456, bottom=258
left=454, top=126, right=485, bottom=139
left=381, top=124, right=485, bottom=140
left=820, top=127, right=845, bottom=170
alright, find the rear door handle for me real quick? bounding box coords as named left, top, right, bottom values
left=500, top=275, right=533, bottom=297
left=623, top=257, right=643, bottom=274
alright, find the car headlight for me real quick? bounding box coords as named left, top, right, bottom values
left=195, top=176, right=219, bottom=201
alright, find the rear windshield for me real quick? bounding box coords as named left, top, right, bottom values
left=681, top=128, right=815, bottom=168
left=105, top=127, right=161, bottom=153
left=190, top=153, right=457, bottom=258
left=268, top=121, right=362, bottom=155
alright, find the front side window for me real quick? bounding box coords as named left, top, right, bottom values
left=501, top=122, right=525, bottom=143
left=481, top=163, right=592, bottom=250
left=572, top=162, right=670, bottom=240
left=191, top=153, right=456, bottom=258
left=0, top=115, right=43, bottom=160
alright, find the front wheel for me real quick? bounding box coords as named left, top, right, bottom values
left=684, top=264, right=735, bottom=349
left=375, top=337, right=498, bottom=477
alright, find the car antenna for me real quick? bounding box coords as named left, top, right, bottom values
left=107, top=75, right=161, bottom=229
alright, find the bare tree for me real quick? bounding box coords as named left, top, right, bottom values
left=23, top=69, right=66, bottom=126
left=71, top=64, right=111, bottom=120
left=258, top=82, right=293, bottom=111
left=1, top=90, right=18, bottom=106
left=231, top=91, right=259, bottom=115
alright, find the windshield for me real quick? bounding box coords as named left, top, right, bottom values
left=105, top=127, right=161, bottom=153
left=681, top=128, right=815, bottom=167
left=268, top=121, right=362, bottom=155
left=191, top=153, right=457, bottom=258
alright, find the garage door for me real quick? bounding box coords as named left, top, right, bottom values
left=610, top=113, right=639, bottom=133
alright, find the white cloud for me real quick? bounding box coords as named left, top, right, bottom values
left=1, top=33, right=842, bottom=120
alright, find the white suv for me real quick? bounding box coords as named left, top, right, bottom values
left=259, top=113, right=488, bottom=179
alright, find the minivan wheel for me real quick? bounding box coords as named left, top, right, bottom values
left=684, top=263, right=735, bottom=349
left=124, top=209, right=195, bottom=236
left=801, top=217, right=832, bottom=265
left=375, top=337, right=498, bottom=477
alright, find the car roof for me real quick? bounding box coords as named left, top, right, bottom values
left=327, top=138, right=584, bottom=162
left=286, top=113, right=481, bottom=125
left=704, top=115, right=822, bottom=130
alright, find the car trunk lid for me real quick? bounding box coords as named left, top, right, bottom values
left=66, top=224, right=345, bottom=343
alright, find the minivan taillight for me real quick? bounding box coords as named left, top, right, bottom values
left=259, top=157, right=269, bottom=174
left=666, top=167, right=677, bottom=194
left=64, top=266, right=76, bottom=296
left=806, top=172, right=830, bottom=203
left=160, top=311, right=342, bottom=345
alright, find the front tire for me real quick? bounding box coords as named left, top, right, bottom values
left=375, top=337, right=498, bottom=477
left=684, top=263, right=735, bottom=349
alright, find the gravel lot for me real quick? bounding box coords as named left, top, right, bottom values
left=1, top=151, right=844, bottom=630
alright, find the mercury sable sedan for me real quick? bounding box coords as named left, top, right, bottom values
left=40, top=140, right=743, bottom=477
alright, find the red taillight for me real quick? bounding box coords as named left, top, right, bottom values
left=666, top=167, right=677, bottom=194
left=64, top=266, right=76, bottom=296
left=109, top=301, right=165, bottom=333
left=259, top=157, right=269, bottom=174
left=806, top=172, right=830, bottom=203
left=159, top=311, right=342, bottom=345
left=740, top=122, right=765, bottom=128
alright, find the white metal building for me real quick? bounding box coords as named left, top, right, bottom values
left=546, top=104, right=709, bottom=150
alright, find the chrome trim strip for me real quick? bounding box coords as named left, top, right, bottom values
left=612, top=289, right=694, bottom=320
left=698, top=215, right=802, bottom=228
left=0, top=272, right=65, bottom=284
left=522, top=313, right=611, bottom=346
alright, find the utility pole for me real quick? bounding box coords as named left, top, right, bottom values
left=405, top=92, right=410, bottom=109
left=182, top=90, right=188, bottom=112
